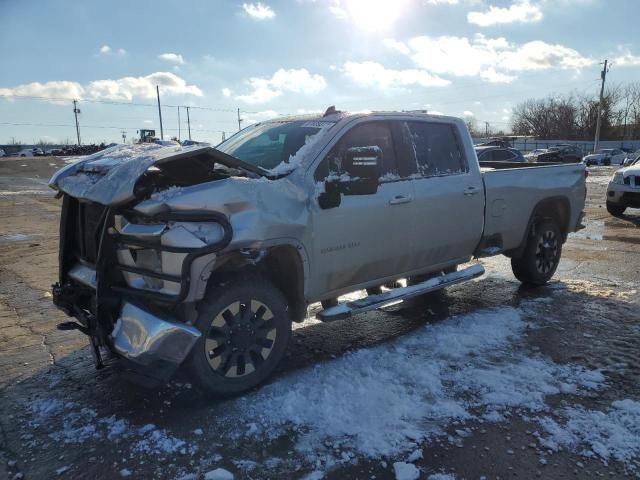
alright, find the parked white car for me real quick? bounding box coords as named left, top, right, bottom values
left=14, top=148, right=44, bottom=157
left=583, top=149, right=626, bottom=166
left=0, top=148, right=6, bottom=158
left=606, top=157, right=640, bottom=216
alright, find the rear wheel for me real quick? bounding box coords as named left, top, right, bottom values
left=606, top=202, right=626, bottom=217
left=186, top=274, right=291, bottom=396
left=511, top=220, right=562, bottom=285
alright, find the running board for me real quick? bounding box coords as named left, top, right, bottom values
left=316, top=264, right=485, bottom=322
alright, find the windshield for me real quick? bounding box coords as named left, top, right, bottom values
left=216, top=120, right=334, bottom=171
left=597, top=149, right=613, bottom=154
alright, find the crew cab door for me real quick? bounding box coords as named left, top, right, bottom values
left=308, top=120, right=416, bottom=299
left=403, top=120, right=484, bottom=267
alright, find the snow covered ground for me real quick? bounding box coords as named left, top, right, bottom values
left=16, top=296, right=640, bottom=479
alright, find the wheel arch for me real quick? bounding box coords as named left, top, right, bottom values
left=506, top=195, right=571, bottom=258
left=205, top=243, right=308, bottom=323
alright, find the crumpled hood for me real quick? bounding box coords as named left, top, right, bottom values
left=49, top=143, right=212, bottom=206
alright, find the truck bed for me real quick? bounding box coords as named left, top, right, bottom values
left=480, top=162, right=586, bottom=252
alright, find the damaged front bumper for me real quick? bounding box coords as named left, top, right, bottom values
left=112, top=302, right=201, bottom=367
left=53, top=196, right=232, bottom=379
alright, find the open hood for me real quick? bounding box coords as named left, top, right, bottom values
left=49, top=144, right=262, bottom=206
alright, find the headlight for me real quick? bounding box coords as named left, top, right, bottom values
left=611, top=172, right=624, bottom=184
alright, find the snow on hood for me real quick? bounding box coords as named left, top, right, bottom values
left=49, top=143, right=216, bottom=206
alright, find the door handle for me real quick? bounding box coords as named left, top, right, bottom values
left=463, top=186, right=480, bottom=196
left=388, top=194, right=412, bottom=205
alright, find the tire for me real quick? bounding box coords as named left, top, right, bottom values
left=603, top=158, right=611, bottom=166
left=606, top=202, right=626, bottom=217
left=321, top=298, right=338, bottom=309
left=186, top=274, right=292, bottom=396
left=511, top=220, right=562, bottom=286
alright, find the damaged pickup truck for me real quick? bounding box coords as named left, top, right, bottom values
left=49, top=109, right=586, bottom=395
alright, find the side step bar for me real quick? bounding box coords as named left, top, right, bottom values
left=316, top=264, right=485, bottom=322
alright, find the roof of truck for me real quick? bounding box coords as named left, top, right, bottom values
left=254, top=109, right=459, bottom=126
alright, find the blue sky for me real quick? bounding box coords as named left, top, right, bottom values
left=1, top=0, right=639, bottom=145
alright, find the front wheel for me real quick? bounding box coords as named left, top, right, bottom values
left=186, top=274, right=292, bottom=396
left=606, top=202, right=626, bottom=217
left=511, top=220, right=562, bottom=285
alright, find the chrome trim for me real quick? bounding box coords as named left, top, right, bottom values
left=112, top=302, right=201, bottom=366
left=68, top=263, right=97, bottom=289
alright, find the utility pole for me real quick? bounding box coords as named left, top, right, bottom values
left=594, top=59, right=608, bottom=153
left=485, top=121, right=490, bottom=138
left=72, top=100, right=81, bottom=145
left=186, top=106, right=192, bottom=140
left=237, top=108, right=242, bottom=131
left=177, top=106, right=181, bottom=141
left=121, top=130, right=126, bottom=144
left=221, top=131, right=226, bottom=142
left=156, top=85, right=164, bottom=140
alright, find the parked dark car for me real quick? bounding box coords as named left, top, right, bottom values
left=475, top=146, right=526, bottom=162
left=534, top=144, right=582, bottom=163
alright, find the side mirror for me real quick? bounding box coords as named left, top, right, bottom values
left=343, top=146, right=382, bottom=180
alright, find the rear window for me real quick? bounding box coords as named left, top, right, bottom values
left=405, top=121, right=468, bottom=177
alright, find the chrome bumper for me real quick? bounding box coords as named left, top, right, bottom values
left=111, top=302, right=201, bottom=367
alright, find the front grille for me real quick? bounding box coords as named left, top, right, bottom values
left=74, top=201, right=108, bottom=263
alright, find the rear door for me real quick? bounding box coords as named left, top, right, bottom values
left=404, top=120, right=485, bottom=267
left=308, top=120, right=416, bottom=298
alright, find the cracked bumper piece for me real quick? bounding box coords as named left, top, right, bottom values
left=111, top=302, right=201, bottom=367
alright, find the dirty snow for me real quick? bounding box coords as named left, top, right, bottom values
left=224, top=304, right=604, bottom=468
left=569, top=220, right=604, bottom=241
left=27, top=399, right=193, bottom=456
left=535, top=399, right=640, bottom=471
left=393, top=461, right=420, bottom=480
left=203, top=468, right=234, bottom=480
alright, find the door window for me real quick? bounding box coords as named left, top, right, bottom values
left=405, top=121, right=468, bottom=177
left=314, top=121, right=398, bottom=181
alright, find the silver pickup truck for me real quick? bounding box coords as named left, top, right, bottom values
left=49, top=109, right=586, bottom=394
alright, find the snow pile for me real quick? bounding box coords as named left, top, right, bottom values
left=225, top=306, right=604, bottom=465
left=569, top=220, right=604, bottom=241
left=535, top=399, right=640, bottom=471
left=393, top=461, right=420, bottom=480
left=27, top=399, right=193, bottom=456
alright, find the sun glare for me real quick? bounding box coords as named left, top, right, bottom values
left=342, top=0, right=410, bottom=32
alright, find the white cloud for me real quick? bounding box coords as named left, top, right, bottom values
left=242, top=2, right=275, bottom=20
left=613, top=49, right=640, bottom=67
left=427, top=0, right=459, bottom=3
left=236, top=68, right=327, bottom=104
left=463, top=110, right=474, bottom=117
left=158, top=53, right=184, bottom=64
left=87, top=72, right=202, bottom=101
left=0, top=81, right=85, bottom=102
left=99, top=45, right=126, bottom=56
left=0, top=72, right=202, bottom=103
left=383, top=38, right=410, bottom=55
left=243, top=110, right=279, bottom=125
left=386, top=34, right=593, bottom=83
left=222, top=88, right=232, bottom=97
left=480, top=67, right=516, bottom=83
left=468, top=1, right=543, bottom=26
left=143, top=120, right=153, bottom=124
left=343, top=61, right=450, bottom=89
